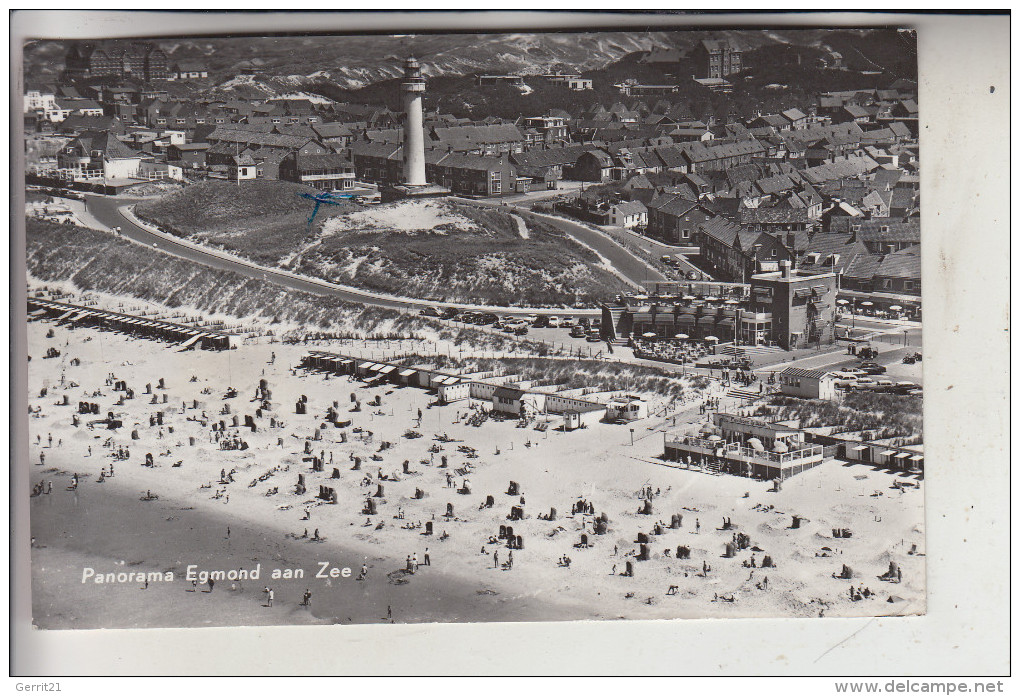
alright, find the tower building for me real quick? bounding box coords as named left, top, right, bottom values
left=401, top=57, right=427, bottom=186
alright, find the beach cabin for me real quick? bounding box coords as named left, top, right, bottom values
left=438, top=381, right=471, bottom=404
left=562, top=406, right=606, bottom=430
left=606, top=395, right=649, bottom=422
left=778, top=367, right=838, bottom=400
left=492, top=386, right=546, bottom=417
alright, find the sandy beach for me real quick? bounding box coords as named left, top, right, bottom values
left=27, top=301, right=925, bottom=629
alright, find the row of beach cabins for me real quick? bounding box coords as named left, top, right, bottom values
left=27, top=297, right=233, bottom=351
left=300, top=350, right=649, bottom=430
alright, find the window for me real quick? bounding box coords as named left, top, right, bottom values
left=771, top=249, right=777, bottom=257
left=883, top=279, right=892, bottom=289
left=490, top=170, right=501, bottom=194
left=904, top=281, right=914, bottom=290
left=682, top=229, right=691, bottom=240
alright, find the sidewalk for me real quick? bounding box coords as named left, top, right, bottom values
left=66, top=198, right=110, bottom=232
left=844, top=313, right=922, bottom=328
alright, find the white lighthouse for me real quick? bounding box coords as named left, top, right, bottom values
left=401, top=56, right=427, bottom=186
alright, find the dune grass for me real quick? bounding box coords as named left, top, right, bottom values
left=135, top=182, right=629, bottom=306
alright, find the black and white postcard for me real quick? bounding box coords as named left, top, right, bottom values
left=24, top=11, right=1003, bottom=656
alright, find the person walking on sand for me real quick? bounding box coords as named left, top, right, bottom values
left=387, top=605, right=393, bottom=622
left=494, top=550, right=499, bottom=569
left=424, top=548, right=431, bottom=566
left=39, top=452, right=45, bottom=466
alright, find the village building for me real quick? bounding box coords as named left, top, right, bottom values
left=279, top=153, right=356, bottom=191
left=747, top=261, right=838, bottom=349
left=691, top=38, right=744, bottom=79
left=663, top=412, right=825, bottom=480
left=646, top=194, right=717, bottom=243
left=778, top=367, right=839, bottom=400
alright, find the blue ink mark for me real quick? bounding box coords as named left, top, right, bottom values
left=297, top=192, right=360, bottom=232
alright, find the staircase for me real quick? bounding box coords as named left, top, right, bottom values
left=741, top=345, right=787, bottom=357
left=726, top=386, right=763, bottom=401
left=717, top=344, right=745, bottom=357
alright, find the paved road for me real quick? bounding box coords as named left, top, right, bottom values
left=455, top=197, right=666, bottom=286
left=84, top=195, right=600, bottom=317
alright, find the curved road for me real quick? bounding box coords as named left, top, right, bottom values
left=455, top=196, right=666, bottom=286
left=84, top=195, right=601, bottom=317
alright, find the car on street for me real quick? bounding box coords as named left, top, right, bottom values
left=859, top=362, right=887, bottom=375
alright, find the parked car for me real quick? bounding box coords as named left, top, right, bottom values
left=586, top=331, right=601, bottom=342
left=515, top=325, right=529, bottom=336
left=419, top=307, right=441, bottom=317
left=570, top=325, right=586, bottom=338
left=441, top=307, right=459, bottom=319
left=893, top=382, right=920, bottom=395
left=832, top=372, right=860, bottom=387
left=546, top=316, right=561, bottom=328
left=859, top=362, right=886, bottom=375
left=533, top=316, right=550, bottom=328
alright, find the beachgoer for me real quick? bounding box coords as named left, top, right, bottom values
left=494, top=550, right=499, bottom=568
left=424, top=548, right=430, bottom=566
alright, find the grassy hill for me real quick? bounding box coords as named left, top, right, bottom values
left=292, top=200, right=631, bottom=306
left=135, top=184, right=629, bottom=306
left=134, top=179, right=353, bottom=266
left=24, top=217, right=555, bottom=355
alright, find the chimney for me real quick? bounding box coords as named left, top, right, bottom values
left=780, top=259, right=792, bottom=279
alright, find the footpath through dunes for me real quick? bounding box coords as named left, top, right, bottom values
left=131, top=181, right=633, bottom=307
